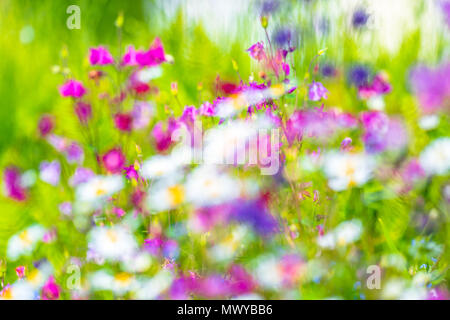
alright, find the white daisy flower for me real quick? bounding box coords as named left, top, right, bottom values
left=323, top=152, right=375, bottom=191
left=134, top=271, right=173, bottom=300
left=317, top=219, right=363, bottom=249
left=0, top=282, right=38, bottom=300
left=147, top=179, right=185, bottom=213
left=419, top=137, right=450, bottom=175
left=140, top=154, right=183, bottom=180
left=7, top=225, right=46, bottom=261
left=89, top=270, right=138, bottom=295
left=88, top=225, right=138, bottom=262
left=185, top=166, right=240, bottom=207
left=75, top=175, right=124, bottom=211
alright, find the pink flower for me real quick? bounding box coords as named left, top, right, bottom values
left=75, top=102, right=92, bottom=124
left=89, top=46, right=114, bottom=65
left=131, top=102, right=153, bottom=130
left=65, top=142, right=84, bottom=164
left=112, top=207, right=126, bottom=218
left=3, top=167, right=27, bottom=201
left=38, top=115, right=54, bottom=136
left=41, top=276, right=60, bottom=300
left=114, top=113, right=133, bottom=132
left=308, top=81, right=328, bottom=101
left=59, top=79, right=86, bottom=98
left=59, top=202, right=72, bottom=216
left=15, top=266, right=25, bottom=279
left=122, top=46, right=139, bottom=66
left=123, top=165, right=139, bottom=181
left=102, top=148, right=125, bottom=173
left=246, top=42, right=266, bottom=61
left=135, top=37, right=166, bottom=67
left=282, top=62, right=290, bottom=76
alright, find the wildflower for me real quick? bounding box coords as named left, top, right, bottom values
left=185, top=166, right=240, bottom=207
left=246, top=42, right=266, bottom=61
left=58, top=201, right=72, bottom=216
left=122, top=45, right=139, bottom=66
left=16, top=266, right=26, bottom=279
left=140, top=154, right=183, bottom=180
left=89, top=46, right=114, bottom=65
left=349, top=65, right=370, bottom=87
left=69, top=167, right=94, bottom=186
left=352, top=9, right=369, bottom=28
left=147, top=179, right=185, bottom=212
left=321, top=63, right=336, bottom=78
left=0, top=282, right=37, bottom=300
left=151, top=118, right=180, bottom=152
left=6, top=225, right=46, bottom=261
left=112, top=207, right=126, bottom=218
left=102, top=148, right=125, bottom=173
left=75, top=175, right=124, bottom=207
left=123, top=165, right=139, bottom=182
left=131, top=101, right=153, bottom=130
left=38, top=115, right=54, bottom=136
left=135, top=37, right=166, bottom=67
left=114, top=113, right=133, bottom=132
left=340, top=137, right=352, bottom=151
left=58, top=79, right=86, bottom=98
left=88, top=226, right=138, bottom=262
left=3, top=166, right=27, bottom=201
left=410, top=62, right=450, bottom=113
left=323, top=152, right=375, bottom=191
left=318, top=219, right=363, bottom=249
left=41, top=276, right=60, bottom=300
left=419, top=138, right=450, bottom=176
left=74, top=102, right=92, bottom=124
left=65, top=142, right=84, bottom=164
left=308, top=81, right=328, bottom=101
left=89, top=270, right=137, bottom=295
left=39, top=160, right=61, bottom=186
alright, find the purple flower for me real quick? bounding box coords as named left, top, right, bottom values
left=352, top=9, right=369, bottom=28
left=39, top=160, right=61, bottom=186
left=89, top=46, right=114, bottom=65
left=246, top=42, right=266, bottom=61
left=65, top=142, right=84, bottom=164
left=131, top=102, right=153, bottom=130
left=229, top=198, right=278, bottom=237
left=340, top=137, right=352, bottom=151
left=349, top=65, right=370, bottom=87
left=58, top=79, right=86, bottom=98
left=69, top=167, right=94, bottom=186
left=59, top=202, right=72, bottom=216
left=151, top=118, right=180, bottom=152
left=162, top=239, right=179, bottom=260
left=308, top=81, right=328, bottom=101
left=441, top=0, right=450, bottom=28
left=321, top=64, right=336, bottom=77
left=410, top=62, right=450, bottom=113
left=3, top=166, right=27, bottom=201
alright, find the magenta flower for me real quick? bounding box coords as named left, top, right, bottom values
left=112, top=206, right=126, bottom=218
left=151, top=118, right=179, bottom=152
left=102, top=148, right=125, bottom=173
left=114, top=113, right=133, bottom=132
left=308, top=81, right=328, bottom=101
left=135, top=37, right=166, bottom=67
left=122, top=45, right=139, bottom=66
left=246, top=42, right=266, bottom=61
left=59, top=79, right=86, bottom=98
left=38, top=115, right=54, bottom=136
left=39, top=160, right=61, bottom=186
left=75, top=102, right=92, bottom=124
left=89, top=46, right=114, bottom=65
left=358, top=73, right=392, bottom=99
left=123, top=165, right=139, bottom=181
left=41, top=276, right=60, bottom=300
left=410, top=62, right=450, bottom=113
left=3, top=167, right=27, bottom=201
left=15, top=266, right=25, bottom=279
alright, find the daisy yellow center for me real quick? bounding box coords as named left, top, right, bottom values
left=114, top=272, right=132, bottom=286
left=168, top=184, right=184, bottom=206
left=19, top=230, right=33, bottom=246
left=106, top=230, right=118, bottom=243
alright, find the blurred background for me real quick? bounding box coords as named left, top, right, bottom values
left=0, top=0, right=449, bottom=257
